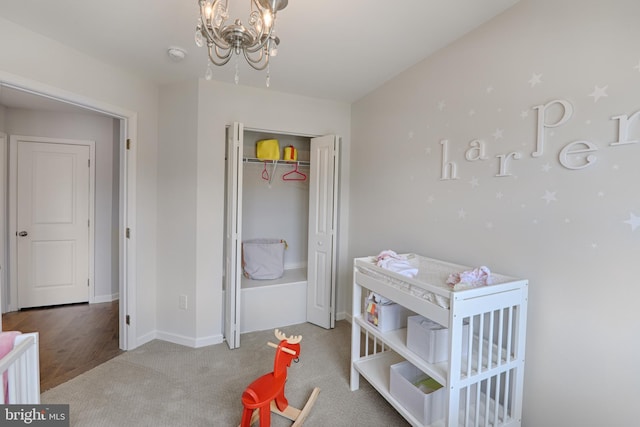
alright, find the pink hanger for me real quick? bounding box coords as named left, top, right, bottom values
left=262, top=162, right=270, bottom=181
left=282, top=162, right=307, bottom=181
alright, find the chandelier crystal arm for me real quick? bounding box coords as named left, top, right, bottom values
left=199, top=0, right=231, bottom=51
left=243, top=0, right=276, bottom=54
left=243, top=48, right=269, bottom=71
left=208, top=44, right=234, bottom=66
left=245, top=20, right=276, bottom=54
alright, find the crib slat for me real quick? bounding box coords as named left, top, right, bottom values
left=506, top=306, right=514, bottom=362
left=497, top=308, right=505, bottom=366
left=487, top=311, right=494, bottom=370
left=484, top=377, right=491, bottom=427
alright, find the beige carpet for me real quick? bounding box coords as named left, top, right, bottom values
left=42, top=321, right=409, bottom=426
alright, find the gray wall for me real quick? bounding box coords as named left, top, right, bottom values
left=155, top=80, right=351, bottom=346
left=350, top=0, right=640, bottom=425
left=0, top=15, right=159, bottom=344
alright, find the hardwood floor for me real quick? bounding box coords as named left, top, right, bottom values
left=2, top=301, right=122, bottom=392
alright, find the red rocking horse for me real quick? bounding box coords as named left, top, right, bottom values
left=239, top=329, right=320, bottom=427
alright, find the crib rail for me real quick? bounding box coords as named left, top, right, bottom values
left=0, top=333, right=41, bottom=404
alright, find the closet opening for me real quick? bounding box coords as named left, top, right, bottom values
left=239, top=130, right=311, bottom=334
left=224, top=122, right=339, bottom=349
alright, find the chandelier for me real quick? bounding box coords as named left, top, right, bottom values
left=195, top=0, right=289, bottom=86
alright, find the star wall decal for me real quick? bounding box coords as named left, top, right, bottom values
left=542, top=190, right=557, bottom=204
left=458, top=208, right=467, bottom=219
left=624, top=212, right=640, bottom=231
left=634, top=60, right=640, bottom=72
left=520, top=110, right=529, bottom=119
left=589, top=85, right=608, bottom=102
left=493, top=128, right=504, bottom=140
left=469, top=177, right=479, bottom=188
left=528, top=73, right=542, bottom=87
left=542, top=163, right=552, bottom=172
left=486, top=85, right=494, bottom=94
left=437, top=100, right=446, bottom=111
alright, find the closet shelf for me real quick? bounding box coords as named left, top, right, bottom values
left=243, top=157, right=310, bottom=167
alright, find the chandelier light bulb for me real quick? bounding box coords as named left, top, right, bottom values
left=263, top=11, right=273, bottom=29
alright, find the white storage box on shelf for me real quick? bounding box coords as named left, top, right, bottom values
left=407, top=315, right=469, bottom=364
left=390, top=361, right=444, bottom=426
left=366, top=294, right=412, bottom=332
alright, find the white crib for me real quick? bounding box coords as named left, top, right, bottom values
left=0, top=332, right=41, bottom=404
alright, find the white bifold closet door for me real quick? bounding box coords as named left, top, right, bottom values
left=306, top=135, right=338, bottom=329
left=224, top=122, right=338, bottom=349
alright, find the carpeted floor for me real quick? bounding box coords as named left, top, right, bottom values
left=41, top=321, right=409, bottom=426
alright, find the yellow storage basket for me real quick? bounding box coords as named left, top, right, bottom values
left=283, top=145, right=298, bottom=161
left=256, top=139, right=280, bottom=160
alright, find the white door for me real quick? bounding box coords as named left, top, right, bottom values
left=224, top=123, right=244, bottom=349
left=306, top=135, right=339, bottom=329
left=17, top=141, right=90, bottom=308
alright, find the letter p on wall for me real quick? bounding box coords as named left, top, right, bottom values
left=532, top=99, right=574, bottom=158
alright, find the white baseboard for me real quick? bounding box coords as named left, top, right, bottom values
left=137, top=331, right=157, bottom=347
left=142, top=330, right=224, bottom=349
left=92, top=293, right=119, bottom=304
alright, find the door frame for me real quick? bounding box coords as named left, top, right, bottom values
left=0, top=132, right=7, bottom=312
left=0, top=76, right=137, bottom=351
left=9, top=136, right=96, bottom=309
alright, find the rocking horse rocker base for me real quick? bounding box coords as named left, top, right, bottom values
left=243, top=387, right=320, bottom=427
left=239, top=330, right=320, bottom=427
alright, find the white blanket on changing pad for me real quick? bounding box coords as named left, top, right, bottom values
left=446, top=265, right=492, bottom=290
left=375, top=250, right=419, bottom=278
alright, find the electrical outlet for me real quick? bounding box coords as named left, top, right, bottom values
left=179, top=295, right=188, bottom=310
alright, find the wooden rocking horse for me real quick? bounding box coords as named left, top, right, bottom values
left=239, top=329, right=320, bottom=427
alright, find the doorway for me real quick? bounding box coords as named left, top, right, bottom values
left=0, top=81, right=137, bottom=351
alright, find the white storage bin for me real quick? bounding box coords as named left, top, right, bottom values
left=407, top=315, right=469, bottom=363
left=365, top=295, right=411, bottom=332
left=390, top=361, right=444, bottom=425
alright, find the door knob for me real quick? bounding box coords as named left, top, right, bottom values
left=18, top=231, right=28, bottom=237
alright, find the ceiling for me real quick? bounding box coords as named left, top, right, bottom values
left=0, top=0, right=520, bottom=108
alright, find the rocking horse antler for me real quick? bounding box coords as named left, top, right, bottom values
left=274, top=329, right=302, bottom=345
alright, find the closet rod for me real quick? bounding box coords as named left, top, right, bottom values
left=243, top=157, right=310, bottom=167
